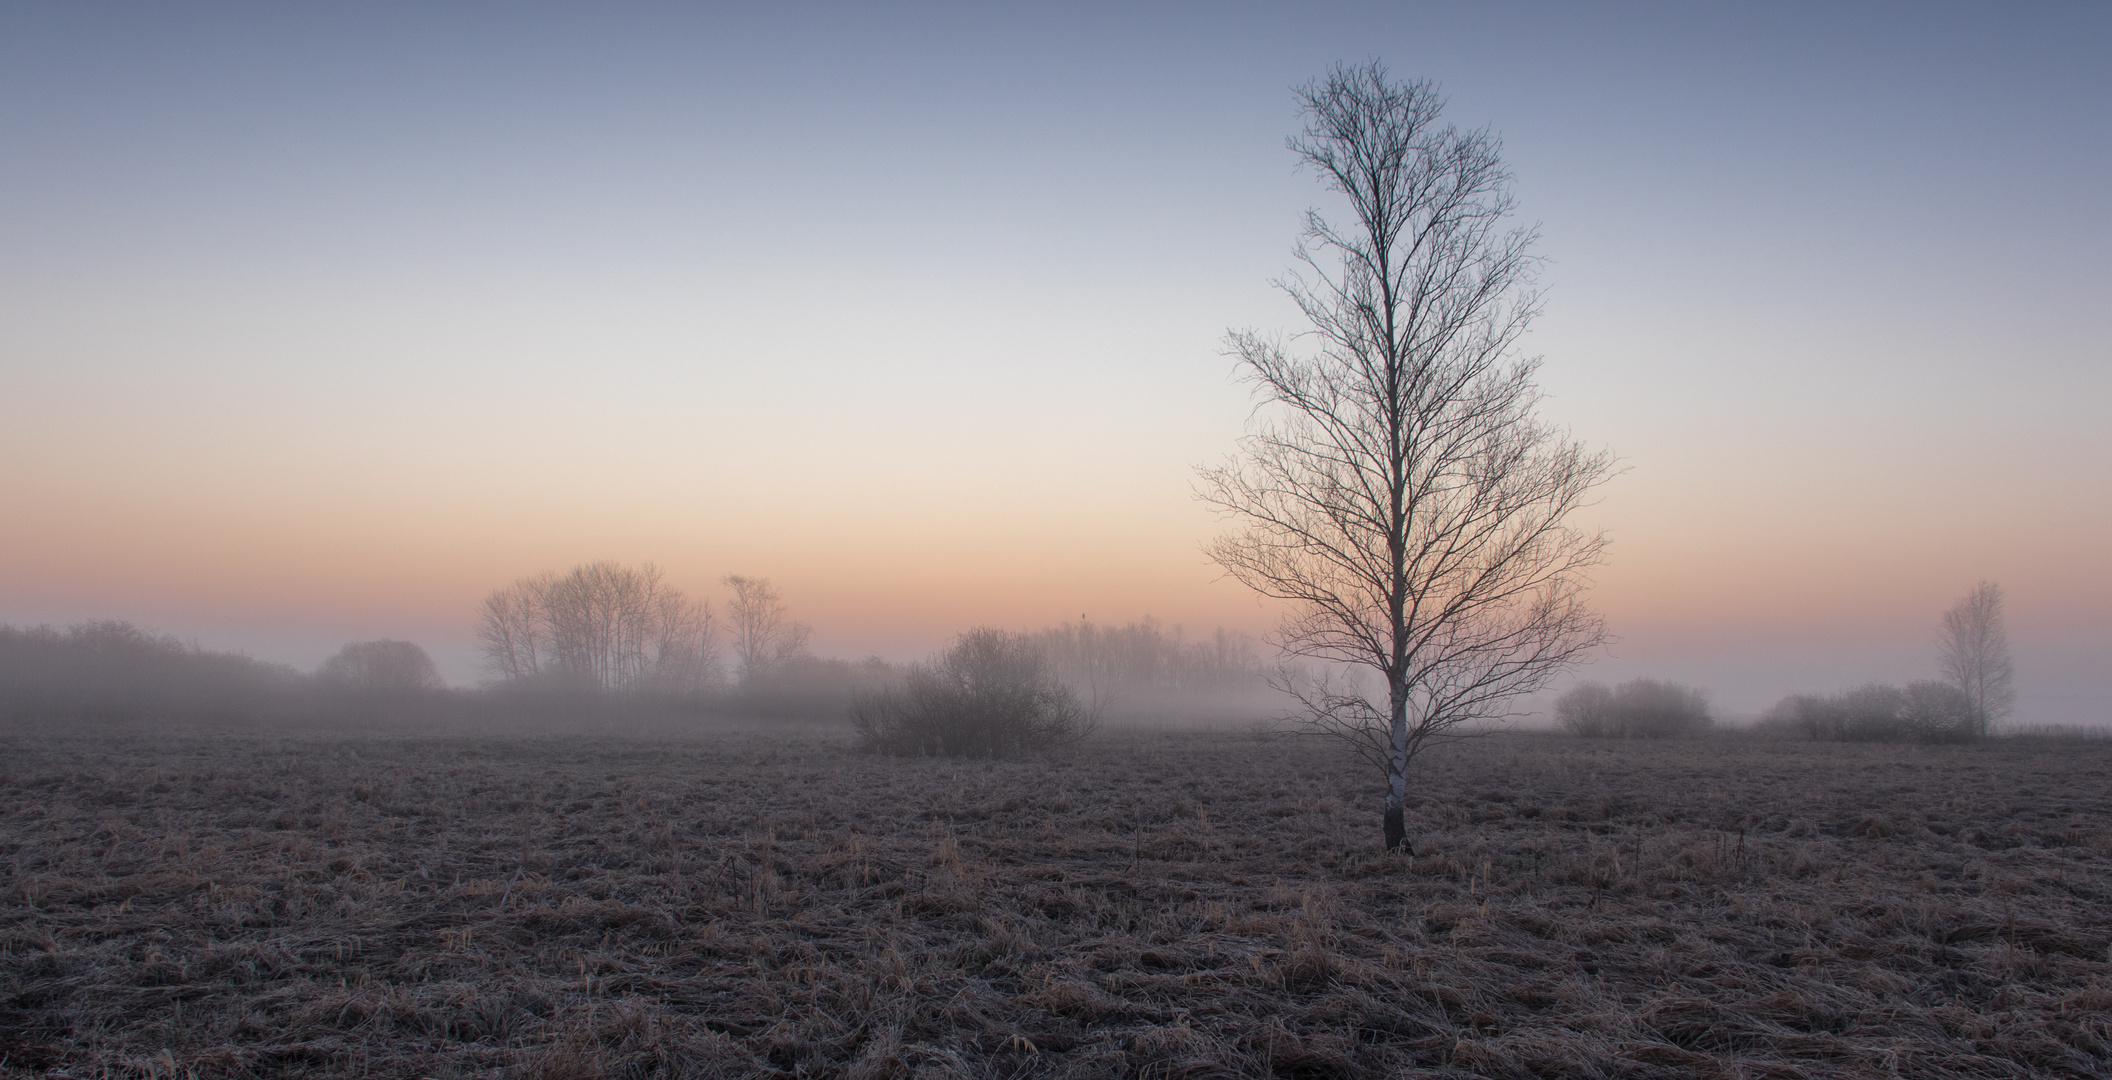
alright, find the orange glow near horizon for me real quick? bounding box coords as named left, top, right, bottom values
left=9, top=456, right=2102, bottom=651
left=2, top=5, right=2105, bottom=724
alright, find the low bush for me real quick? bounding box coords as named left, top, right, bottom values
left=1556, top=678, right=1712, bottom=738
left=1759, top=680, right=1979, bottom=743
left=850, top=628, right=1095, bottom=757
left=319, top=639, right=444, bottom=695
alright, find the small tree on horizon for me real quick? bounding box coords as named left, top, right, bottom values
left=1938, top=581, right=2014, bottom=736
left=723, top=575, right=812, bottom=690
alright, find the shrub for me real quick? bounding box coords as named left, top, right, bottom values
left=1556, top=678, right=1711, bottom=738
left=319, top=640, right=444, bottom=696
left=1759, top=681, right=1979, bottom=743
left=850, top=628, right=1095, bottom=757
left=1759, top=693, right=1833, bottom=740
left=1901, top=680, right=1979, bottom=742
left=1837, top=684, right=1914, bottom=741
left=1554, top=682, right=1616, bottom=737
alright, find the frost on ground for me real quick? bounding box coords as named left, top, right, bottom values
left=1, top=727, right=2107, bottom=1078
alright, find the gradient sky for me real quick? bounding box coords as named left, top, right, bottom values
left=3, top=3, right=2107, bottom=722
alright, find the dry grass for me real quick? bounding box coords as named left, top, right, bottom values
left=1, top=725, right=2108, bottom=1078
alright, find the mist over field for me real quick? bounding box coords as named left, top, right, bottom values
left=2, top=4, right=2106, bottom=729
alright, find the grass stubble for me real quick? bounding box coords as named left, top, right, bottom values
left=0, top=724, right=2107, bottom=1078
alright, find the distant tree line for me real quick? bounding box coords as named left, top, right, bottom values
left=319, top=639, right=444, bottom=695
left=470, top=564, right=1275, bottom=727
left=846, top=618, right=1274, bottom=759
left=1756, top=681, right=1980, bottom=743
left=0, top=621, right=443, bottom=727
left=1758, top=582, right=2015, bottom=744
left=1032, top=617, right=1262, bottom=700
left=471, top=562, right=888, bottom=720
left=2, top=560, right=1275, bottom=735
left=1556, top=583, right=2018, bottom=745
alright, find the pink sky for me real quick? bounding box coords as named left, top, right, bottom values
left=3, top=4, right=2105, bottom=723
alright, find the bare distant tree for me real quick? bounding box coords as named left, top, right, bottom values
left=1938, top=581, right=2014, bottom=736
left=476, top=562, right=719, bottom=695
left=1033, top=617, right=1263, bottom=697
left=1197, top=63, right=1614, bottom=853
left=723, top=575, right=811, bottom=689
left=319, top=639, right=444, bottom=696
left=479, top=572, right=555, bottom=683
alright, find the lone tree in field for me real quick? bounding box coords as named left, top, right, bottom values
left=1199, top=63, right=1614, bottom=853
left=1938, top=581, right=2014, bottom=736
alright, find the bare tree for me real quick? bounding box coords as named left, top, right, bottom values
left=723, top=575, right=811, bottom=689
left=479, top=572, right=555, bottom=683
left=476, top=562, right=719, bottom=695
left=1938, top=581, right=2014, bottom=736
left=1197, top=63, right=1614, bottom=853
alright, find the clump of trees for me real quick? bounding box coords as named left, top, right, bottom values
left=1556, top=679, right=1712, bottom=738
left=477, top=562, right=719, bottom=696
left=1758, top=582, right=2015, bottom=744
left=1760, top=681, right=1980, bottom=743
left=850, top=628, right=1096, bottom=757
left=723, top=575, right=812, bottom=689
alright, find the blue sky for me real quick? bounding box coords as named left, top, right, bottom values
left=3, top=2, right=2107, bottom=721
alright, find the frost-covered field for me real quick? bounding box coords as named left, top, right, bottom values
left=2, top=727, right=2108, bottom=1078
